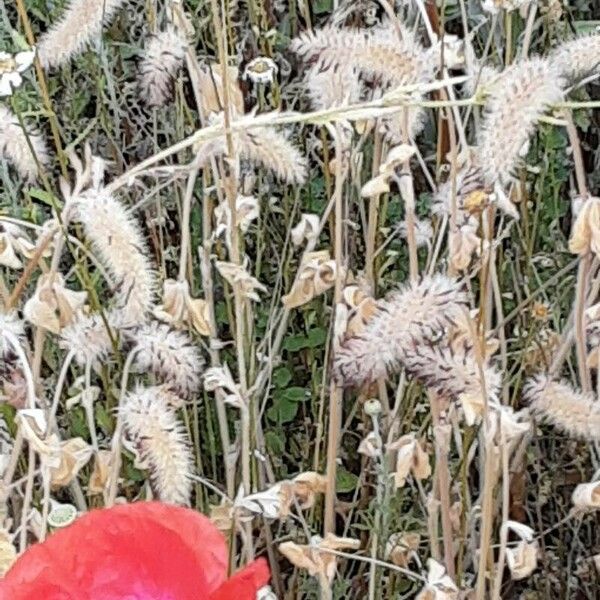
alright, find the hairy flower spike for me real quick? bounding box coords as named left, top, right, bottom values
left=401, top=339, right=501, bottom=406
left=550, top=33, right=600, bottom=81
left=478, top=58, right=564, bottom=186
left=74, top=191, right=155, bottom=326
left=138, top=27, right=186, bottom=108
left=121, top=385, right=193, bottom=505
left=291, top=22, right=433, bottom=140
left=0, top=106, right=49, bottom=182
left=37, top=0, right=127, bottom=69
left=523, top=374, right=600, bottom=441
left=130, top=321, right=204, bottom=398
left=333, top=275, right=469, bottom=386
left=197, top=113, right=307, bottom=184
left=59, top=313, right=114, bottom=368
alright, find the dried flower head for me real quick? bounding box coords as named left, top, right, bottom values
left=37, top=0, right=127, bottom=69
left=130, top=321, right=204, bottom=398
left=121, top=385, right=193, bottom=505
left=523, top=374, right=600, bottom=441
left=478, top=58, right=564, bottom=187
left=0, top=106, right=49, bottom=182
left=138, top=26, right=186, bottom=108
left=74, top=191, right=155, bottom=326
left=243, top=57, right=278, bottom=84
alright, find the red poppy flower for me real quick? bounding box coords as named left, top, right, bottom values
left=0, top=502, right=270, bottom=600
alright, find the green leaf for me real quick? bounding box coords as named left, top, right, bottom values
left=336, top=468, right=359, bottom=493
left=283, top=334, right=309, bottom=352
left=28, top=188, right=62, bottom=209
left=573, top=21, right=600, bottom=34
left=312, top=0, right=333, bottom=14
left=273, top=366, right=292, bottom=388
left=265, top=431, right=286, bottom=455
left=280, top=386, right=308, bottom=402
left=267, top=398, right=298, bottom=424
left=307, top=327, right=327, bottom=348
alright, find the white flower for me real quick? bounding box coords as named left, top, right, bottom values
left=243, top=57, right=278, bottom=84
left=0, top=48, right=36, bottom=97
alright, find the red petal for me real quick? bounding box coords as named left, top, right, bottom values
left=209, top=558, right=271, bottom=600
left=0, top=502, right=229, bottom=600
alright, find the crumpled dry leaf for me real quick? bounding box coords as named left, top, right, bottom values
left=358, top=431, right=382, bottom=458
left=379, top=144, right=416, bottom=175
left=16, top=409, right=61, bottom=470
left=385, top=532, right=420, bottom=568
left=153, top=278, right=211, bottom=336
left=197, top=63, right=244, bottom=115
left=50, top=438, right=93, bottom=488
left=88, top=450, right=112, bottom=495
left=387, top=434, right=431, bottom=488
left=361, top=174, right=390, bottom=198
left=458, top=392, right=485, bottom=426
left=214, top=195, right=260, bottom=249
left=569, top=197, right=600, bottom=257
left=506, top=540, right=538, bottom=580
left=204, top=364, right=245, bottom=408
left=340, top=285, right=377, bottom=338
left=210, top=500, right=234, bottom=534
left=416, top=558, right=459, bottom=600
left=0, top=528, right=16, bottom=576
left=572, top=481, right=600, bottom=510
left=449, top=225, right=482, bottom=272
left=291, top=471, right=327, bottom=511
left=235, top=471, right=327, bottom=520
left=23, top=272, right=87, bottom=334
left=282, top=251, right=344, bottom=309
left=235, top=484, right=283, bottom=520
left=0, top=222, right=37, bottom=269
left=291, top=213, right=320, bottom=247
left=215, top=260, right=267, bottom=302
left=490, top=406, right=531, bottom=443
left=279, top=534, right=360, bottom=584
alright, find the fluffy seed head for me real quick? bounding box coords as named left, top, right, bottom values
left=478, top=58, right=564, bottom=186
left=333, top=275, right=469, bottom=386
left=197, top=113, right=307, bottom=184
left=59, top=313, right=114, bottom=367
left=121, top=385, right=193, bottom=505
left=138, top=26, right=186, bottom=108
left=74, top=191, right=155, bottom=326
left=523, top=374, right=600, bottom=441
left=291, top=22, right=433, bottom=140
left=130, top=321, right=204, bottom=398
left=0, top=105, right=49, bottom=182
left=37, top=0, right=127, bottom=69
left=550, top=33, right=600, bottom=82
left=401, top=338, right=501, bottom=404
